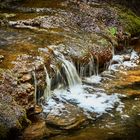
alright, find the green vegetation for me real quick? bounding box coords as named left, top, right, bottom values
left=107, top=27, right=117, bottom=36
left=117, top=6, right=140, bottom=35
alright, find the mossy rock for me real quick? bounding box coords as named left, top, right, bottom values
left=114, top=6, right=140, bottom=35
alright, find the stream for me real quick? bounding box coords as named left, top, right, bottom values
left=0, top=0, right=140, bottom=140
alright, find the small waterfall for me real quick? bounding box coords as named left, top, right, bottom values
left=61, top=59, right=82, bottom=86
left=81, top=54, right=99, bottom=77
left=107, top=45, right=115, bottom=71
left=32, top=71, right=37, bottom=104
left=44, top=65, right=51, bottom=100
left=94, top=55, right=99, bottom=76
left=88, top=55, right=95, bottom=77
left=56, top=69, right=67, bottom=89
left=54, top=51, right=82, bottom=93
left=82, top=54, right=101, bottom=84
left=112, top=45, right=115, bottom=56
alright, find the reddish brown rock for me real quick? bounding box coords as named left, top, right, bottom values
left=23, top=121, right=50, bottom=140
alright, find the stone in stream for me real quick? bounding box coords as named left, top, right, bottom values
left=22, top=103, right=88, bottom=139
left=123, top=54, right=131, bottom=61
left=45, top=103, right=87, bottom=130
left=23, top=121, right=50, bottom=140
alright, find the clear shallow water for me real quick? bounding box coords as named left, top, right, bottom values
left=47, top=68, right=140, bottom=140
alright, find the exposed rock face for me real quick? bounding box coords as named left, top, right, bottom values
left=103, top=69, right=140, bottom=96
left=21, top=103, right=88, bottom=140
left=0, top=70, right=29, bottom=140
left=1, top=0, right=140, bottom=71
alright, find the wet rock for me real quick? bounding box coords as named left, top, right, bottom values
left=28, top=105, right=43, bottom=116
left=0, top=86, right=29, bottom=140
left=133, top=39, right=140, bottom=53
left=103, top=69, right=140, bottom=96
left=45, top=103, right=87, bottom=130
left=23, top=121, right=50, bottom=140
left=6, top=1, right=140, bottom=70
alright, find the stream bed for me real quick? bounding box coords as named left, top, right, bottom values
left=0, top=1, right=140, bottom=140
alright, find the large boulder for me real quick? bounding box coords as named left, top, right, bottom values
left=0, top=73, right=29, bottom=140
left=0, top=68, right=31, bottom=139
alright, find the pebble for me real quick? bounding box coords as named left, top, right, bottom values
left=20, top=74, right=32, bottom=82
left=0, top=55, right=4, bottom=62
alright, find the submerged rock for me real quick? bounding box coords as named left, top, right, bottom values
left=45, top=103, right=87, bottom=130
left=23, top=121, right=50, bottom=140
left=103, top=68, right=140, bottom=96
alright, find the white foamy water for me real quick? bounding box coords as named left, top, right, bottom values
left=130, top=50, right=139, bottom=61
left=44, top=65, right=51, bottom=100
left=109, top=50, right=139, bottom=71
left=112, top=55, right=124, bottom=63
left=42, top=49, right=139, bottom=119
left=83, top=75, right=102, bottom=84
left=43, top=85, right=124, bottom=117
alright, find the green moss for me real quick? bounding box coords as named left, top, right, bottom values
left=117, top=6, right=140, bottom=35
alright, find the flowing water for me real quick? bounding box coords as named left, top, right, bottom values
left=46, top=52, right=140, bottom=140
left=0, top=1, right=140, bottom=140
left=54, top=51, right=82, bottom=93
left=44, top=65, right=51, bottom=100
left=32, top=71, right=37, bottom=104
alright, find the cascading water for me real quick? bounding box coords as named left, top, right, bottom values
left=108, top=46, right=139, bottom=71
left=44, top=65, right=51, bottom=100
left=61, top=60, right=82, bottom=86
left=54, top=51, right=82, bottom=94
left=86, top=54, right=95, bottom=77
left=94, top=55, right=99, bottom=76
left=32, top=71, right=37, bottom=104
left=82, top=54, right=101, bottom=84
left=43, top=49, right=126, bottom=120
left=80, top=54, right=99, bottom=77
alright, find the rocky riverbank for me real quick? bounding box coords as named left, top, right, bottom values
left=0, top=0, right=140, bottom=139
